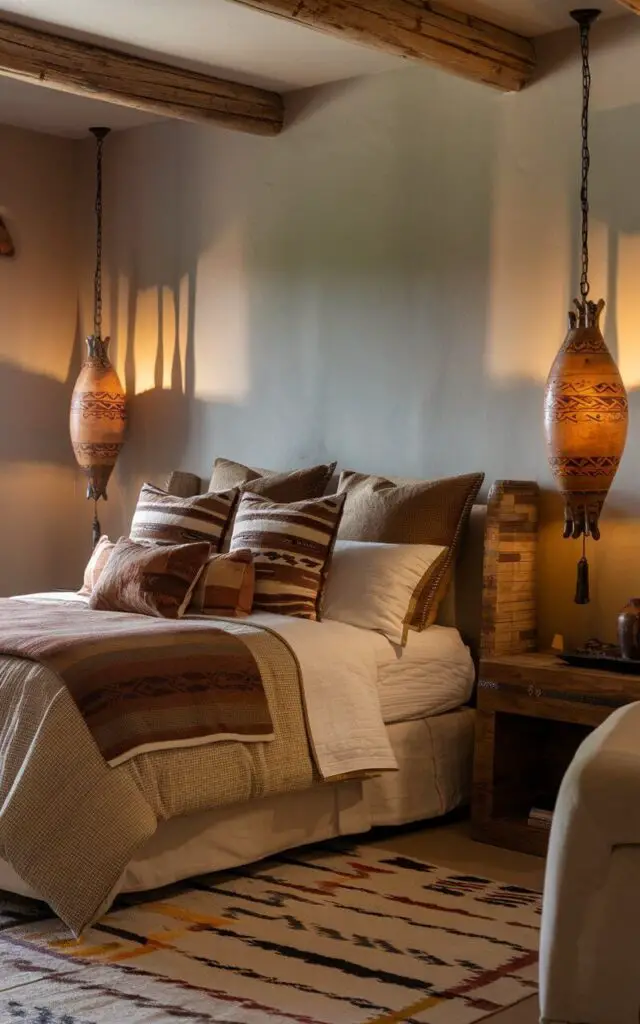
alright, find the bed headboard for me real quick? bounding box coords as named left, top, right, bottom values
left=165, top=471, right=540, bottom=663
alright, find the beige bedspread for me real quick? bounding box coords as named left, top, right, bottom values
left=0, top=617, right=314, bottom=935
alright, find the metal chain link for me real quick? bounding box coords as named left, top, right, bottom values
left=579, top=19, right=592, bottom=301
left=94, top=131, right=104, bottom=338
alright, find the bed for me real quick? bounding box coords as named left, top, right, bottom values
left=0, top=474, right=539, bottom=930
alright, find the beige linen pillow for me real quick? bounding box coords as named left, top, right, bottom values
left=323, top=540, right=447, bottom=645
left=79, top=535, right=115, bottom=595
left=130, top=482, right=238, bottom=550
left=189, top=549, right=255, bottom=617
left=209, top=458, right=336, bottom=502
left=230, top=491, right=345, bottom=620
left=89, top=537, right=211, bottom=619
left=337, top=470, right=484, bottom=630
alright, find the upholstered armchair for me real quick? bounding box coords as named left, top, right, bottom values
left=540, top=702, right=640, bottom=1024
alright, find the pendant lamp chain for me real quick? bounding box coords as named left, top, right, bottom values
left=578, top=14, right=593, bottom=302
left=90, top=127, right=110, bottom=340
left=544, top=9, right=629, bottom=608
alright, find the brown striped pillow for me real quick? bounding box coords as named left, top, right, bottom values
left=130, top=483, right=238, bottom=550
left=189, top=549, right=255, bottom=617
left=89, top=537, right=211, bottom=619
left=79, top=535, right=115, bottom=595
left=230, top=492, right=345, bottom=620
left=337, top=471, right=484, bottom=630
left=209, top=459, right=336, bottom=501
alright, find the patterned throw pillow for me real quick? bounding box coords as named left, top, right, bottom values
left=89, top=537, right=211, bottom=619
left=79, top=535, right=115, bottom=595
left=189, top=549, right=255, bottom=617
left=209, top=459, right=336, bottom=502
left=337, top=471, right=484, bottom=630
left=230, top=492, right=345, bottom=620
left=130, top=483, right=238, bottom=550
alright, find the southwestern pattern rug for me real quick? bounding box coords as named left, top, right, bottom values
left=0, top=844, right=541, bottom=1023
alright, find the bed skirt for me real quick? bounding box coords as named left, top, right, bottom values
left=0, top=708, right=474, bottom=901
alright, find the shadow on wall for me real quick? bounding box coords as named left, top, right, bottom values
left=0, top=305, right=84, bottom=468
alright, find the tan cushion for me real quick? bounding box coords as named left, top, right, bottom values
left=337, top=470, right=484, bottom=630
left=129, top=482, right=238, bottom=550
left=89, top=537, right=211, bottom=619
left=209, top=458, right=336, bottom=502
left=189, top=549, right=255, bottom=617
left=230, top=491, right=345, bottom=620
left=79, top=535, right=115, bottom=595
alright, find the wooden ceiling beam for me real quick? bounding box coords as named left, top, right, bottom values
left=0, top=17, right=283, bottom=136
left=224, top=0, right=536, bottom=91
left=615, top=0, right=640, bottom=12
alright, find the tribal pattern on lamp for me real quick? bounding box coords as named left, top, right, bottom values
left=545, top=297, right=628, bottom=542
left=70, top=336, right=126, bottom=502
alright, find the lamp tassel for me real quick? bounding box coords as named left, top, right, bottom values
left=575, top=535, right=590, bottom=605
left=92, top=500, right=102, bottom=551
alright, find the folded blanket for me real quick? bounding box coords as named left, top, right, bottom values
left=0, top=600, right=274, bottom=765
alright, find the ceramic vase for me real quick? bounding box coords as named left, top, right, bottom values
left=618, top=599, right=640, bottom=661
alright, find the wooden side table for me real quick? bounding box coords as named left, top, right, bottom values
left=471, top=652, right=640, bottom=856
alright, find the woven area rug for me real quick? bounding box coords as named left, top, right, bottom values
left=0, top=844, right=541, bottom=1023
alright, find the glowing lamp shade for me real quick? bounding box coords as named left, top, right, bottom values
left=544, top=298, right=628, bottom=541
left=69, top=335, right=126, bottom=503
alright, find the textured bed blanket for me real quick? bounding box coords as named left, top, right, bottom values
left=0, top=611, right=312, bottom=935
left=0, top=600, right=274, bottom=765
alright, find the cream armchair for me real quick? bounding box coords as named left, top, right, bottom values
left=540, top=701, right=640, bottom=1024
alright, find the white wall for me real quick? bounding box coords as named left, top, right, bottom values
left=7, top=16, right=639, bottom=645
left=0, top=125, right=90, bottom=593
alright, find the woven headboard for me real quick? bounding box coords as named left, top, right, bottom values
left=165, top=471, right=539, bottom=660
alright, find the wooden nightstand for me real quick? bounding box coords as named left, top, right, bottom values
left=471, top=652, right=640, bottom=856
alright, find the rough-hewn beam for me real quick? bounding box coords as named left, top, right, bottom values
left=0, top=18, right=283, bottom=136
left=616, top=0, right=640, bottom=11
left=225, top=0, right=536, bottom=91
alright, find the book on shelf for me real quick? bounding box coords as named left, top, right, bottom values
left=528, top=806, right=553, bottom=831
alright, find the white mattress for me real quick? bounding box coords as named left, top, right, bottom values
left=373, top=625, right=475, bottom=723
left=0, top=707, right=475, bottom=900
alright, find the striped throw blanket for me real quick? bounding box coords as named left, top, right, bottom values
left=0, top=600, right=274, bottom=765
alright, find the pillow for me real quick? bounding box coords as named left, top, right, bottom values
left=209, top=458, right=336, bottom=502
left=337, top=470, right=484, bottom=630
left=89, top=537, right=211, bottom=618
left=79, top=535, right=115, bottom=595
left=189, top=549, right=255, bottom=617
left=230, top=491, right=345, bottom=620
left=323, top=540, right=447, bottom=645
left=130, top=482, right=238, bottom=550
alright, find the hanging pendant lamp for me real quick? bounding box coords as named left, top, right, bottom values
left=70, top=127, right=127, bottom=548
left=544, top=9, right=628, bottom=604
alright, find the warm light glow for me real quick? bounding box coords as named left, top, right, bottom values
left=485, top=102, right=573, bottom=383
left=192, top=224, right=250, bottom=401
left=110, top=224, right=250, bottom=402
left=616, top=232, right=640, bottom=390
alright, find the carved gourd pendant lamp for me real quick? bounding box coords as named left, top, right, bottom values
left=544, top=9, right=628, bottom=604
left=70, top=128, right=126, bottom=547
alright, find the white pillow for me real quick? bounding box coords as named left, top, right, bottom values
left=324, top=540, right=447, bottom=645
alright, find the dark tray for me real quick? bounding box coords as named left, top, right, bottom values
left=558, top=651, right=640, bottom=674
